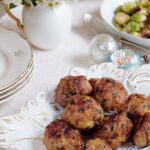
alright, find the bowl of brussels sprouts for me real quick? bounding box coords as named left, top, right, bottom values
left=100, top=0, right=150, bottom=48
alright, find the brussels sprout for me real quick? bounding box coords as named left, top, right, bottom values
left=115, top=6, right=123, bottom=13
left=140, top=22, right=146, bottom=28
left=131, top=13, right=147, bottom=22
left=114, top=22, right=124, bottom=30
left=114, top=12, right=131, bottom=25
left=126, top=21, right=141, bottom=32
left=129, top=31, right=141, bottom=37
left=138, top=8, right=148, bottom=15
left=139, top=0, right=150, bottom=8
left=122, top=2, right=138, bottom=14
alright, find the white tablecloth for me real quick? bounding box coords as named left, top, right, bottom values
left=0, top=0, right=107, bottom=116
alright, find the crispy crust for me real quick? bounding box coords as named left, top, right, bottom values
left=43, top=76, right=150, bottom=150
left=125, top=94, right=150, bottom=117
left=43, top=120, right=83, bottom=150
left=55, top=76, right=92, bottom=107
left=90, top=78, right=128, bottom=112
left=133, top=113, right=150, bottom=148
left=62, top=95, right=104, bottom=130
left=85, top=138, right=112, bottom=150
left=94, top=113, right=133, bottom=149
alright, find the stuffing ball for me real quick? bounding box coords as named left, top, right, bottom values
left=90, top=77, right=128, bottom=112
left=55, top=75, right=92, bottom=107
left=94, top=113, right=133, bottom=149
left=85, top=138, right=112, bottom=150
left=62, top=95, right=104, bottom=130
left=43, top=120, right=83, bottom=150
left=125, top=94, right=150, bottom=117
left=133, top=113, right=150, bottom=148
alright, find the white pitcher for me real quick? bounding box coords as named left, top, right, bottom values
left=3, top=3, right=72, bottom=50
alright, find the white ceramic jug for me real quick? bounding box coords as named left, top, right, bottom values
left=4, top=3, right=72, bottom=50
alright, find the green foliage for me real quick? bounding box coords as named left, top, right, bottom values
left=5, top=0, right=64, bottom=7
left=31, top=0, right=37, bottom=6
left=9, top=3, right=17, bottom=8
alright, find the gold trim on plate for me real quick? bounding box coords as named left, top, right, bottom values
left=0, top=25, right=33, bottom=90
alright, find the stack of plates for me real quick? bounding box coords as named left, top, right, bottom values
left=0, top=26, right=33, bottom=104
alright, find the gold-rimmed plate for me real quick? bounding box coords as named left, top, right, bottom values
left=0, top=63, right=33, bottom=104
left=0, top=63, right=150, bottom=150
left=0, top=26, right=33, bottom=90
left=0, top=58, right=33, bottom=94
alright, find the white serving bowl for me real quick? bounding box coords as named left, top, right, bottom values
left=100, top=0, right=150, bottom=48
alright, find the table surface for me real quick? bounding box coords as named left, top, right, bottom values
left=0, top=0, right=149, bottom=118
left=0, top=0, right=107, bottom=117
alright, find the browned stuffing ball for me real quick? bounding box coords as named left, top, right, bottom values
left=85, top=138, right=112, bottom=150
left=55, top=75, right=92, bottom=107
left=89, top=77, right=128, bottom=112
left=43, top=120, right=83, bottom=150
left=133, top=113, right=150, bottom=148
left=62, top=95, right=104, bottom=130
left=125, top=93, right=150, bottom=117
left=94, top=113, right=133, bottom=150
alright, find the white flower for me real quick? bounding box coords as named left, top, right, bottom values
left=4, top=0, right=22, bottom=6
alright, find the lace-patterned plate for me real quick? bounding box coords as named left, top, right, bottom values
left=0, top=63, right=150, bottom=150
left=70, top=63, right=150, bottom=96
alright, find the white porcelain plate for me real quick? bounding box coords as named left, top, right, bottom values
left=0, top=63, right=150, bottom=150
left=0, top=58, right=33, bottom=94
left=0, top=26, right=33, bottom=89
left=0, top=48, right=10, bottom=80
left=0, top=63, right=33, bottom=100
left=70, top=63, right=150, bottom=96
left=0, top=65, right=33, bottom=104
